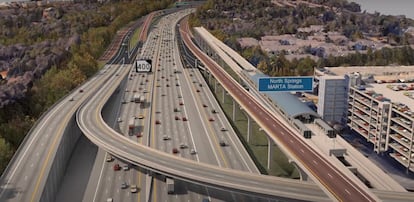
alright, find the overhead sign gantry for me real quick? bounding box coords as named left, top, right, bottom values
left=258, top=76, right=313, bottom=92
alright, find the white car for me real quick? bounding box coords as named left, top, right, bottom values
left=130, top=184, right=138, bottom=193
left=123, top=164, right=129, bottom=171
left=190, top=149, right=196, bottom=155
left=117, top=117, right=122, bottom=122
left=106, top=155, right=114, bottom=162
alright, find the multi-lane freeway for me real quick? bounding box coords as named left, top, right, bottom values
left=77, top=8, right=330, bottom=202
left=3, top=5, right=414, bottom=202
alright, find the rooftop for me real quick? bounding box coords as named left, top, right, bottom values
left=365, top=83, right=414, bottom=111
left=248, top=72, right=319, bottom=120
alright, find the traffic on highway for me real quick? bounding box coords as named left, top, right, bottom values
left=7, top=5, right=412, bottom=202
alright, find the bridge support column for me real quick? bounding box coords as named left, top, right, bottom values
left=289, top=159, right=309, bottom=181
left=266, top=136, right=273, bottom=170
left=247, top=115, right=252, bottom=143
left=232, top=99, right=237, bottom=121
left=214, top=79, right=217, bottom=94
left=222, top=89, right=225, bottom=103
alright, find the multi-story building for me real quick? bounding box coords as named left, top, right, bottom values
left=347, top=83, right=414, bottom=172
left=317, top=75, right=349, bottom=125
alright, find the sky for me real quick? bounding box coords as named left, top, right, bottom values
left=0, top=0, right=413, bottom=20
left=350, top=0, right=414, bottom=19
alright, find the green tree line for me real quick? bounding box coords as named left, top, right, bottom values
left=0, top=0, right=173, bottom=174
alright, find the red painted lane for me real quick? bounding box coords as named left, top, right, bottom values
left=179, top=17, right=376, bottom=202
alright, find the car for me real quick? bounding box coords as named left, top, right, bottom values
left=107, top=198, right=113, bottom=202
left=113, top=164, right=120, bottom=171
left=179, top=143, right=188, bottom=149
left=174, top=107, right=179, bottom=112
left=156, top=84, right=161, bottom=87
left=79, top=89, right=84, bottom=93
left=115, top=73, right=119, bottom=76
left=163, top=135, right=171, bottom=140
left=219, top=141, right=226, bottom=147
left=176, top=83, right=180, bottom=86
left=121, top=182, right=128, bottom=189
left=133, top=89, right=137, bottom=92
left=123, top=164, right=130, bottom=171
left=175, top=116, right=180, bottom=120
left=69, top=97, right=74, bottom=101
left=190, top=149, right=196, bottom=155
left=221, top=127, right=227, bottom=131
left=117, top=117, right=122, bottom=122
left=211, top=109, right=217, bottom=114
left=199, top=83, right=203, bottom=87
left=138, top=114, right=144, bottom=119
left=121, top=99, right=127, bottom=104
left=178, top=95, right=182, bottom=98
left=166, top=78, right=169, bottom=81
left=125, top=89, right=129, bottom=92
left=145, top=79, right=149, bottom=82
left=196, top=89, right=200, bottom=92
left=143, top=90, right=148, bottom=93
left=130, top=184, right=138, bottom=193
left=182, top=117, right=187, bottom=121
left=140, top=82, right=144, bottom=85
left=106, top=155, right=114, bottom=162
left=202, top=104, right=208, bottom=108
left=172, top=148, right=179, bottom=154
left=189, top=74, right=193, bottom=77
left=136, top=132, right=142, bottom=138
left=209, top=118, right=215, bottom=122
left=166, top=84, right=170, bottom=87
left=155, top=120, right=161, bottom=124
left=179, top=102, right=184, bottom=106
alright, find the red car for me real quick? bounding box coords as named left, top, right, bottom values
left=136, top=132, right=142, bottom=138
left=175, top=116, right=180, bottom=120
left=113, top=164, right=120, bottom=171
left=209, top=118, right=215, bottom=122
left=172, top=148, right=179, bottom=154
left=182, top=117, right=188, bottom=121
left=155, top=120, right=161, bottom=125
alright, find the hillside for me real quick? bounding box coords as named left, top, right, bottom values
left=0, top=0, right=173, bottom=174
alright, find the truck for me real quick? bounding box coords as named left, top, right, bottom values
left=166, top=177, right=174, bottom=194
left=128, top=118, right=135, bottom=130
left=133, top=93, right=140, bottom=103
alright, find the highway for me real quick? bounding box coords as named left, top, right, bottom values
left=0, top=61, right=125, bottom=202
left=77, top=9, right=329, bottom=202
left=180, top=16, right=379, bottom=201
left=0, top=7, right=405, bottom=202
